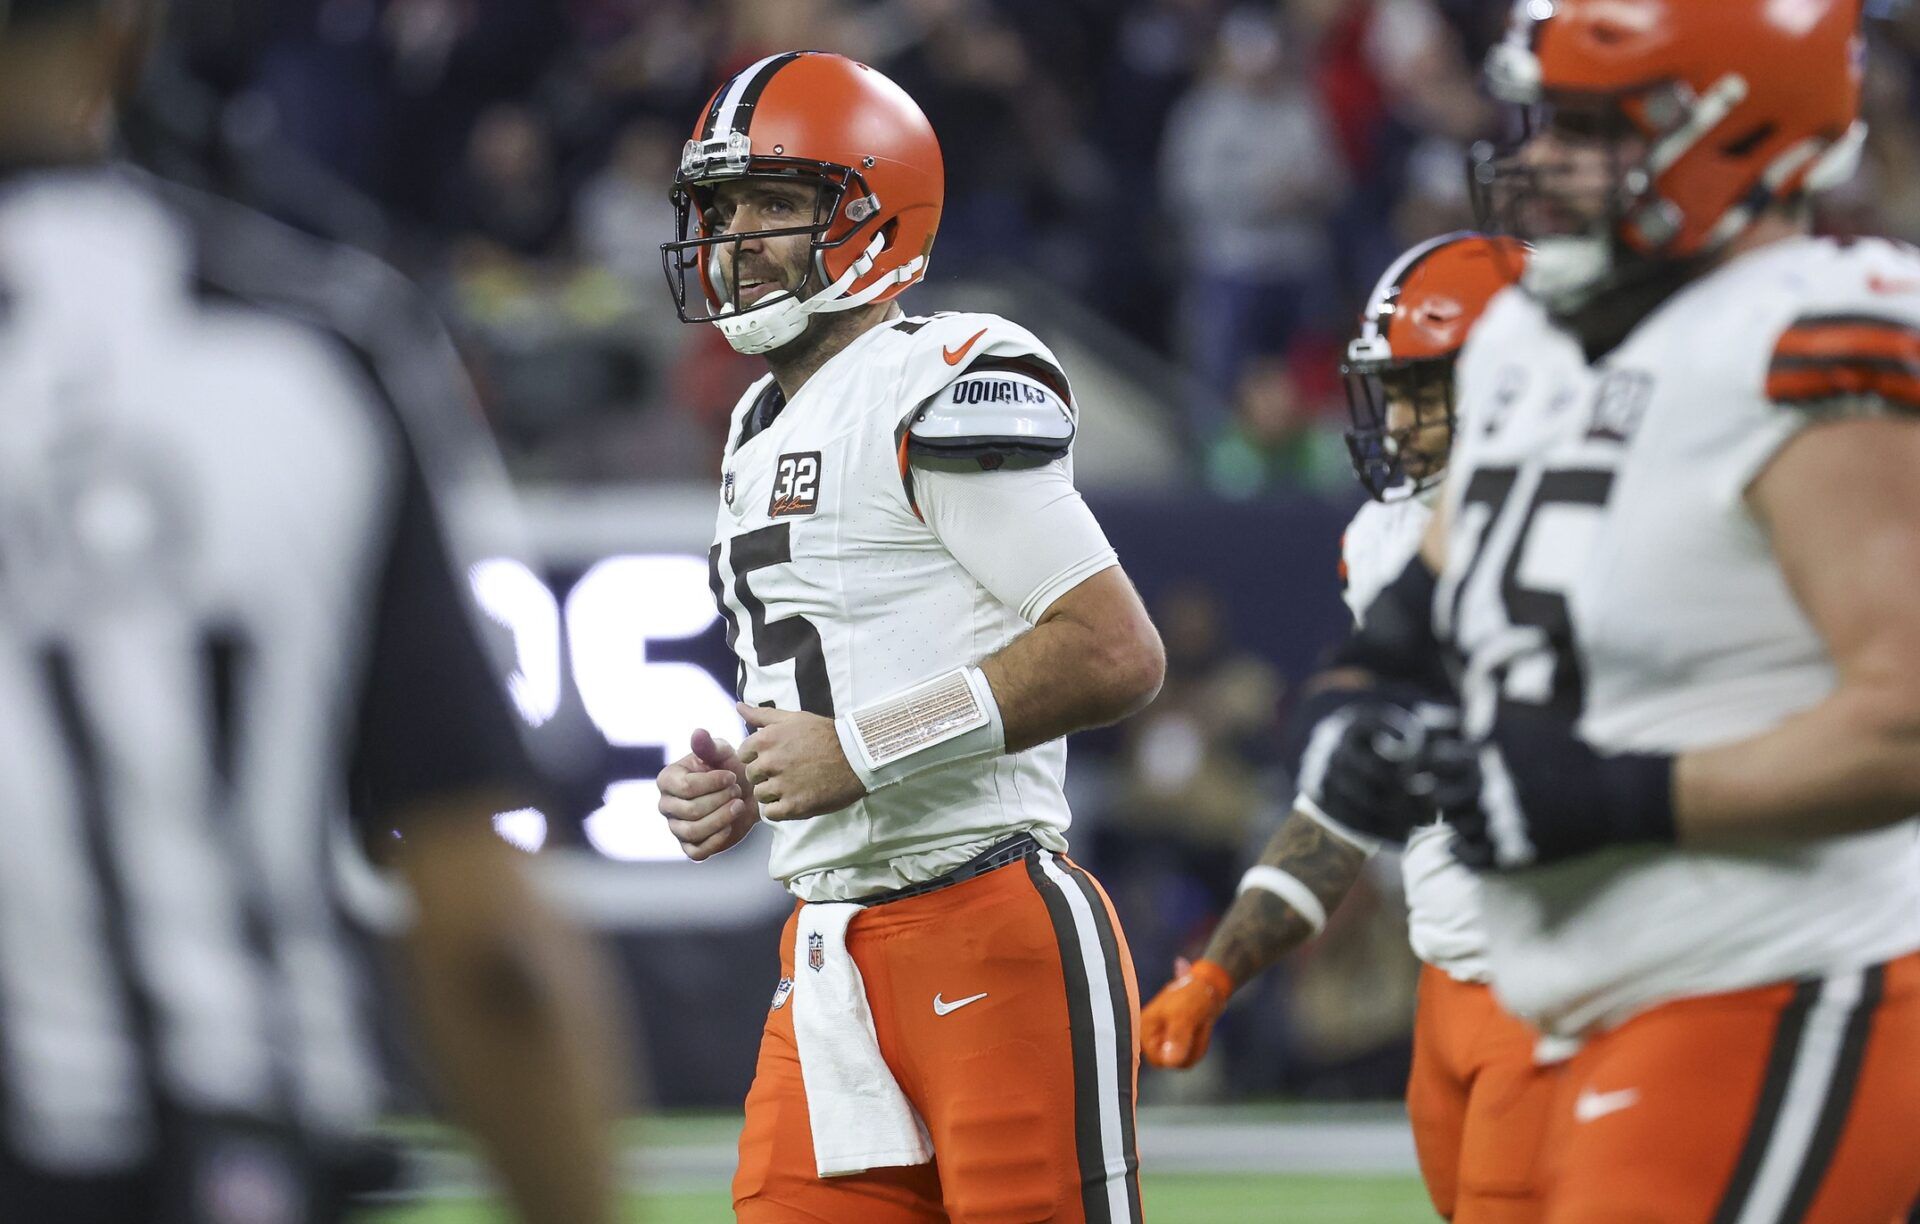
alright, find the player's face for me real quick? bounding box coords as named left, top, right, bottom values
left=1384, top=376, right=1451, bottom=483
left=1506, top=97, right=1649, bottom=241
left=708, top=178, right=824, bottom=308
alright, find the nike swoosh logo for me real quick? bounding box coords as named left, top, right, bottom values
left=942, top=328, right=988, bottom=366
left=932, top=991, right=988, bottom=1016
left=1574, top=1087, right=1640, bottom=1123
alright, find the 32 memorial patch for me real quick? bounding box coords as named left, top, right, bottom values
left=770, top=451, right=822, bottom=518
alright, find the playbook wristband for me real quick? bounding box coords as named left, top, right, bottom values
left=834, top=666, right=1007, bottom=793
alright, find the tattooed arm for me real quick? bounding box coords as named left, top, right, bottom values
left=1201, top=809, right=1370, bottom=984
left=1140, top=808, right=1371, bottom=1068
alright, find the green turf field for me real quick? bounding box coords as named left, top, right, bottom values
left=358, top=1173, right=1436, bottom=1222
left=357, top=1108, right=1437, bottom=1222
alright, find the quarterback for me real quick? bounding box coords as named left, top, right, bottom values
left=1303, top=2, right=1920, bottom=1220
left=653, top=52, right=1163, bottom=1223
left=1143, top=234, right=1561, bottom=1223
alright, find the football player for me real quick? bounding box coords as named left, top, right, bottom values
left=1141, top=234, right=1561, bottom=1223
left=1297, top=2, right=1920, bottom=1219
left=652, top=53, right=1164, bottom=1223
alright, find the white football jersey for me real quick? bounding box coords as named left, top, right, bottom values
left=710, top=312, right=1109, bottom=897
left=1440, top=238, right=1920, bottom=1036
left=1342, top=495, right=1491, bottom=982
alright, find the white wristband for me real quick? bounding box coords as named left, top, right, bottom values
left=834, top=666, right=1006, bottom=792
left=1237, top=865, right=1329, bottom=937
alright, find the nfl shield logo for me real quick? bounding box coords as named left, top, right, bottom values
left=723, top=469, right=736, bottom=508
left=807, top=932, right=825, bottom=973
left=770, top=977, right=793, bottom=1011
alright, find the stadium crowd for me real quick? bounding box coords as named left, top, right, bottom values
left=138, top=0, right=1920, bottom=489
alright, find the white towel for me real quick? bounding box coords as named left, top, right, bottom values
left=790, top=902, right=934, bottom=1177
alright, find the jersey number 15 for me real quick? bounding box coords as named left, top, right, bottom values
left=709, top=523, right=836, bottom=717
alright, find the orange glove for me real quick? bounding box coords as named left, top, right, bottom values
left=1140, top=957, right=1235, bottom=1069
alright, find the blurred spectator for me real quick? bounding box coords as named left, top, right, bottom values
left=576, top=116, right=679, bottom=284
left=1161, top=7, right=1348, bottom=405
left=887, top=1, right=1043, bottom=271
left=1390, top=136, right=1478, bottom=249
left=444, top=102, right=570, bottom=255
left=1091, top=0, right=1223, bottom=346
left=1359, top=0, right=1488, bottom=147
left=1205, top=353, right=1353, bottom=499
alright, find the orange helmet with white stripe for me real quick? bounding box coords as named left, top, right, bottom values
left=1343, top=232, right=1528, bottom=499
left=1471, top=0, right=1865, bottom=314
left=661, top=52, right=944, bottom=354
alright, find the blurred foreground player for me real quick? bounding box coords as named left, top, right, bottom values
left=1142, top=234, right=1559, bottom=1223
left=0, top=3, right=625, bottom=1222
left=1303, top=2, right=1920, bottom=1219
left=654, top=52, right=1164, bottom=1223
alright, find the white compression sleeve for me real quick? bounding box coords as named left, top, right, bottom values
left=914, top=459, right=1119, bottom=622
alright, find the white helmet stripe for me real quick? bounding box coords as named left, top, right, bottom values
left=710, top=52, right=801, bottom=141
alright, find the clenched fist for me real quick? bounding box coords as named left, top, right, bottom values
left=656, top=728, right=759, bottom=861
left=1140, top=958, right=1235, bottom=1069
left=735, top=703, right=867, bottom=822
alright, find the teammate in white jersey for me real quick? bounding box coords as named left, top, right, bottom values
left=650, top=52, right=1164, bottom=1223
left=1142, top=234, right=1561, bottom=1222
left=1295, top=3, right=1920, bottom=1220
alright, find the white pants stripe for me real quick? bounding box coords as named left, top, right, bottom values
left=1037, top=851, right=1139, bottom=1223
left=1732, top=968, right=1870, bottom=1224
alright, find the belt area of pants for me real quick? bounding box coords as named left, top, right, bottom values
left=847, top=833, right=1042, bottom=907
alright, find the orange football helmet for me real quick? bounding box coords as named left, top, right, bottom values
left=1343, top=232, right=1528, bottom=499
left=661, top=51, right=944, bottom=353
left=1471, top=0, right=1865, bottom=312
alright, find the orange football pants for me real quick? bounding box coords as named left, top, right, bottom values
left=1407, top=965, right=1559, bottom=1223
left=732, top=849, right=1144, bottom=1223
left=1539, top=951, right=1920, bottom=1224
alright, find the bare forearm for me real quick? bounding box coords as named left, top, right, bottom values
left=398, top=830, right=626, bottom=1224
left=1201, top=808, right=1367, bottom=987
left=980, top=571, right=1164, bottom=754
left=1676, top=683, right=1920, bottom=846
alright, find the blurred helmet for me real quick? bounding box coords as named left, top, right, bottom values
left=1471, top=0, right=1866, bottom=313
left=1343, top=232, right=1528, bottom=500
left=660, top=52, right=944, bottom=355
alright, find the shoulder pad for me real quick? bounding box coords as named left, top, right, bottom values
left=907, top=368, right=1075, bottom=469
left=894, top=313, right=1077, bottom=469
